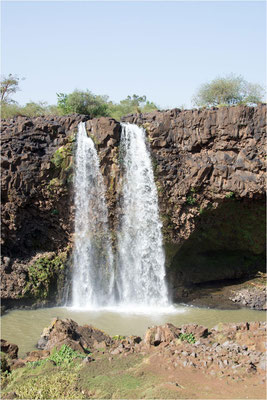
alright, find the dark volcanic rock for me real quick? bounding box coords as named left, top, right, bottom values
left=1, top=106, right=266, bottom=307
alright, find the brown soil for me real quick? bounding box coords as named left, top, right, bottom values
left=141, top=350, right=266, bottom=399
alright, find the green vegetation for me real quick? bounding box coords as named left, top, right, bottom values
left=51, top=143, right=73, bottom=169
left=1, top=76, right=158, bottom=120
left=178, top=333, right=196, bottom=344
left=57, top=92, right=158, bottom=120
left=0, top=73, right=23, bottom=103
left=1, top=352, right=10, bottom=373
left=225, top=191, right=235, bottom=199
left=1, top=349, right=184, bottom=400
left=57, top=90, right=110, bottom=117
left=112, top=335, right=126, bottom=340
left=193, top=74, right=264, bottom=107
left=186, top=195, right=197, bottom=205
left=23, top=253, right=67, bottom=299
left=108, top=94, right=158, bottom=120
left=49, top=345, right=86, bottom=366
left=0, top=74, right=58, bottom=118
left=29, top=345, right=87, bottom=368
left=2, top=73, right=264, bottom=119
left=3, top=366, right=85, bottom=400
left=49, top=139, right=74, bottom=187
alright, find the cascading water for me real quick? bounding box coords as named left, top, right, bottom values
left=117, top=123, right=169, bottom=307
left=72, top=122, right=114, bottom=308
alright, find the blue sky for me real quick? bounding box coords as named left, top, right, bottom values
left=1, top=1, right=266, bottom=109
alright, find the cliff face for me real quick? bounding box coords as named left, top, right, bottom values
left=1, top=105, right=266, bottom=306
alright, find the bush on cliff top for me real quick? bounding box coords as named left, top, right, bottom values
left=193, top=74, right=265, bottom=107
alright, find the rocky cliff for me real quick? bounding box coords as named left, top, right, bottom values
left=1, top=105, right=266, bottom=308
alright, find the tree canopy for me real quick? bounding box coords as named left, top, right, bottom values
left=56, top=90, right=110, bottom=118
left=56, top=91, right=158, bottom=120
left=0, top=74, right=24, bottom=104
left=192, top=74, right=265, bottom=107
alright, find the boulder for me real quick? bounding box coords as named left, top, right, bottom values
left=144, top=323, right=180, bottom=346
left=1, top=339, right=18, bottom=359
left=37, top=318, right=112, bottom=353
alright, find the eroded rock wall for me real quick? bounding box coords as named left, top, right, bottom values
left=1, top=105, right=266, bottom=306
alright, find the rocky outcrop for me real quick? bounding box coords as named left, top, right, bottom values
left=37, top=317, right=113, bottom=352
left=109, top=321, right=266, bottom=378
left=230, top=286, right=267, bottom=310
left=1, top=319, right=266, bottom=380
left=1, top=106, right=266, bottom=307
left=121, top=106, right=266, bottom=298
left=32, top=319, right=266, bottom=378
left=1, top=115, right=89, bottom=307
left=1, top=339, right=18, bottom=359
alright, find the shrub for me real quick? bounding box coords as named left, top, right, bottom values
left=23, top=253, right=67, bottom=299
left=178, top=333, right=196, bottom=344
left=186, top=195, right=196, bottom=205
left=49, top=344, right=86, bottom=366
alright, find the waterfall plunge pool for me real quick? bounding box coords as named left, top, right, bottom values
left=1, top=305, right=265, bottom=357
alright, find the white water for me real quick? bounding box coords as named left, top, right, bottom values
left=117, top=123, right=169, bottom=307
left=72, top=122, right=114, bottom=308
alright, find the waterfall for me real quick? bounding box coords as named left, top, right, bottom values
left=117, top=123, right=169, bottom=307
left=72, top=122, right=114, bottom=308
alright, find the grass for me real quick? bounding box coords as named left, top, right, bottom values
left=3, top=366, right=85, bottom=399
left=2, top=352, right=162, bottom=400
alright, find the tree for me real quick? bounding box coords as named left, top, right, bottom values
left=57, top=90, right=110, bottom=117
left=192, top=74, right=265, bottom=107
left=0, top=74, right=24, bottom=104
left=108, top=94, right=158, bottom=120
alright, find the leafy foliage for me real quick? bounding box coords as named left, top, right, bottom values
left=112, top=335, right=126, bottom=340
left=193, top=74, right=265, bottom=107
left=23, top=253, right=67, bottom=299
left=178, top=333, right=196, bottom=344
left=1, top=73, right=158, bottom=120
left=186, top=195, right=196, bottom=205
left=0, top=73, right=24, bottom=104
left=51, top=143, right=73, bottom=169
left=57, top=90, right=110, bottom=117
left=6, top=370, right=85, bottom=399
left=57, top=91, right=158, bottom=120
left=108, top=94, right=158, bottom=120
left=49, top=345, right=86, bottom=366
left=1, top=101, right=58, bottom=119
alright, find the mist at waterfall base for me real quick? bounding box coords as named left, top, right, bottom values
left=70, top=122, right=177, bottom=315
